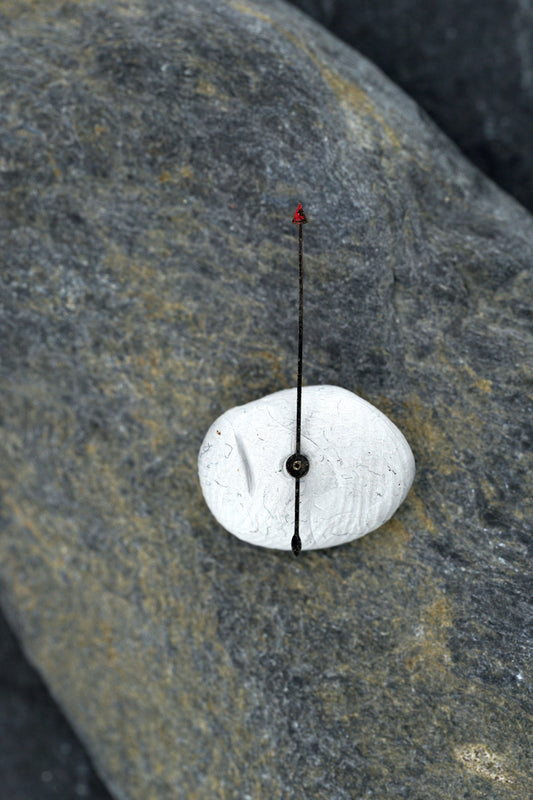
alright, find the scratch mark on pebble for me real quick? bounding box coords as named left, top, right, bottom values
left=235, top=432, right=255, bottom=496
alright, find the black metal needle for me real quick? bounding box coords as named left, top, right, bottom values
left=296, top=214, right=304, bottom=457
left=285, top=204, right=309, bottom=556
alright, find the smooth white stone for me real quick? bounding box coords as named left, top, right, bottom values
left=198, top=385, right=415, bottom=551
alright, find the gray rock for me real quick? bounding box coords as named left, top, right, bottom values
left=0, top=1, right=532, bottom=799
left=0, top=611, right=113, bottom=800
left=289, top=0, right=533, bottom=212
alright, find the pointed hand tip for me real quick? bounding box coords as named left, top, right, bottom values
left=292, top=204, right=307, bottom=225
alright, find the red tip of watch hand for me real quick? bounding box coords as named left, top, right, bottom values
left=292, top=204, right=307, bottom=224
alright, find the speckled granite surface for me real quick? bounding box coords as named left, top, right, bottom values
left=289, top=0, right=533, bottom=213
left=0, top=1, right=532, bottom=798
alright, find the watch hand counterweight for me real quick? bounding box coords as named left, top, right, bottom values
left=285, top=204, right=310, bottom=556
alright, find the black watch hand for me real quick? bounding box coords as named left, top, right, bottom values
left=285, top=204, right=309, bottom=556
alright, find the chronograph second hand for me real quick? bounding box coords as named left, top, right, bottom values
left=285, top=203, right=309, bottom=556
left=197, top=202, right=416, bottom=555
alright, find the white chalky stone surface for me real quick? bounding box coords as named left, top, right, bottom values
left=198, top=385, right=415, bottom=551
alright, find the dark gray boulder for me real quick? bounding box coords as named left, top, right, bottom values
left=0, top=612, right=113, bottom=800
left=290, top=0, right=533, bottom=212
left=0, top=1, right=532, bottom=799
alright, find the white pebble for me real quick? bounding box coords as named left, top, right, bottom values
left=198, top=385, right=415, bottom=551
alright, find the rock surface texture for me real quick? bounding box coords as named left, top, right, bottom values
left=290, top=0, right=533, bottom=212
left=0, top=612, right=113, bottom=800
left=0, top=1, right=532, bottom=799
